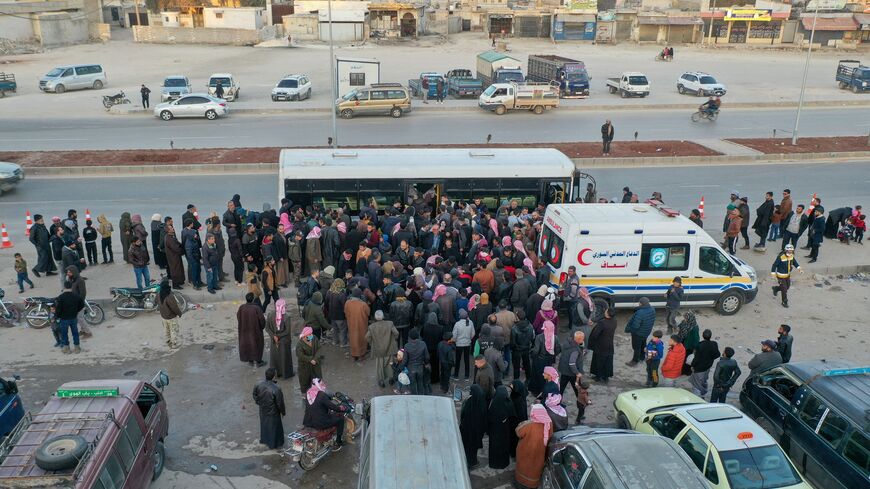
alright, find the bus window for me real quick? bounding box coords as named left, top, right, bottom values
left=406, top=183, right=441, bottom=211
left=357, top=179, right=403, bottom=213
left=545, top=180, right=568, bottom=204
left=444, top=179, right=473, bottom=203
left=501, top=178, right=541, bottom=209
left=312, top=180, right=359, bottom=214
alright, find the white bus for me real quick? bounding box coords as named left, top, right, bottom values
left=278, top=148, right=588, bottom=215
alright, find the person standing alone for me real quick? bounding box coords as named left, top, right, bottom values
left=601, top=120, right=614, bottom=156
left=140, top=84, right=151, bottom=109
left=252, top=368, right=286, bottom=449
left=771, top=244, right=801, bottom=308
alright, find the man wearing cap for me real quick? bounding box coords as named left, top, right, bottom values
left=771, top=244, right=802, bottom=308
left=806, top=206, right=825, bottom=263
left=29, top=214, right=57, bottom=276
left=748, top=340, right=783, bottom=376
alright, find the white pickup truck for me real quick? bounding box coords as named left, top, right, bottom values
left=478, top=82, right=559, bottom=115
left=605, top=72, right=650, bottom=98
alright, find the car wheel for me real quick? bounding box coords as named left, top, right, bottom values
left=533, top=105, right=544, bottom=115
left=0, top=90, right=5, bottom=98
left=160, top=110, right=173, bottom=121
left=494, top=105, right=506, bottom=115
left=93, top=80, right=103, bottom=90
left=205, top=109, right=218, bottom=120
left=716, top=289, right=743, bottom=315
left=152, top=441, right=165, bottom=480
left=390, top=107, right=403, bottom=118
left=305, top=88, right=311, bottom=100
left=837, top=81, right=847, bottom=89
left=35, top=435, right=88, bottom=471
left=616, top=412, right=631, bottom=430
left=271, top=95, right=277, bottom=102
left=340, top=109, right=353, bottom=119
left=677, top=84, right=684, bottom=94
left=852, top=85, right=860, bottom=94
left=696, top=89, right=704, bottom=97
left=620, top=89, right=628, bottom=98
left=55, top=84, right=65, bottom=94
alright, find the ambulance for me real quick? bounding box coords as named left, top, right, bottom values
left=541, top=202, right=758, bottom=315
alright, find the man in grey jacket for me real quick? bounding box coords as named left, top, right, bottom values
left=366, top=310, right=399, bottom=388
left=558, top=331, right=585, bottom=400
left=484, top=337, right=508, bottom=386
left=748, top=340, right=783, bottom=376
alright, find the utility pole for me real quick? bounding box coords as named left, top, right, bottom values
left=705, top=0, right=717, bottom=45
left=792, top=3, right=818, bottom=146
left=327, top=0, right=338, bottom=149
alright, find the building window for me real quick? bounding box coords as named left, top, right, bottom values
left=349, top=73, right=365, bottom=86
left=215, top=12, right=223, bottom=19
left=749, top=20, right=780, bottom=39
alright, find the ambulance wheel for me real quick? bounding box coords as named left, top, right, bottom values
left=716, top=290, right=743, bottom=316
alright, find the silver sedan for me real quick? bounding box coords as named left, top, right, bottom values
left=0, top=161, right=24, bottom=195
left=153, top=94, right=228, bottom=121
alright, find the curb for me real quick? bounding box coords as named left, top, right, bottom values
left=109, top=98, right=870, bottom=116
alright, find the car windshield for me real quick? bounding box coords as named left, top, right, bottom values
left=341, top=89, right=359, bottom=101
left=719, top=445, right=802, bottom=489
left=499, top=73, right=524, bottom=83
left=700, top=76, right=718, bottom=84
left=209, top=77, right=231, bottom=87
left=164, top=78, right=187, bottom=87
left=46, top=68, right=65, bottom=77
left=278, top=79, right=298, bottom=88
left=482, top=85, right=497, bottom=97
left=567, top=73, right=588, bottom=82
left=629, top=76, right=648, bottom=85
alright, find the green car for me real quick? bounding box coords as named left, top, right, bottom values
left=614, top=388, right=813, bottom=489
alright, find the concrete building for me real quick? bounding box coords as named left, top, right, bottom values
left=102, top=0, right=147, bottom=27
left=203, top=7, right=267, bottom=30
left=0, top=0, right=105, bottom=47
left=290, top=0, right=369, bottom=41
left=369, top=3, right=425, bottom=37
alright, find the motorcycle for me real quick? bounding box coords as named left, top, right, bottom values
left=284, top=392, right=366, bottom=471
left=691, top=107, right=719, bottom=122
left=102, top=91, right=130, bottom=109
left=111, top=282, right=187, bottom=319
left=0, top=288, right=22, bottom=327
left=23, top=296, right=105, bottom=329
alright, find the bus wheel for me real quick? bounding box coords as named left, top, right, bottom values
left=716, top=290, right=743, bottom=316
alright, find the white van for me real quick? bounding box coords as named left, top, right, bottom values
left=541, top=202, right=758, bottom=315
left=39, top=64, right=107, bottom=94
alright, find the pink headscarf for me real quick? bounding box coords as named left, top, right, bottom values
left=529, top=404, right=553, bottom=445
left=513, top=240, right=525, bottom=254
left=543, top=321, right=555, bottom=355
left=337, top=222, right=347, bottom=234
left=544, top=365, right=559, bottom=384
left=546, top=393, right=567, bottom=417
left=274, top=299, right=286, bottom=329
left=468, top=294, right=480, bottom=312
left=432, top=284, right=447, bottom=302
left=501, top=236, right=512, bottom=247
left=306, top=378, right=326, bottom=405
left=299, top=326, right=313, bottom=339
left=279, top=213, right=292, bottom=233
left=541, top=300, right=553, bottom=312
left=306, top=226, right=322, bottom=239
left=489, top=218, right=499, bottom=236
left=523, top=257, right=535, bottom=272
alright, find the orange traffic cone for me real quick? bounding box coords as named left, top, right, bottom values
left=85, top=208, right=91, bottom=220
left=1, top=223, right=13, bottom=249
left=699, top=196, right=705, bottom=218
left=25, top=210, right=33, bottom=237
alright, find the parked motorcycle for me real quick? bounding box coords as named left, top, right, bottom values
left=691, top=108, right=719, bottom=122
left=284, top=392, right=366, bottom=471
left=102, top=91, right=130, bottom=109
left=23, top=297, right=105, bottom=329
left=111, top=282, right=187, bottom=319
left=0, top=288, right=22, bottom=327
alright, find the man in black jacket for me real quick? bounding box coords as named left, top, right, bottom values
left=55, top=280, right=85, bottom=354
left=689, top=329, right=720, bottom=398
left=753, top=192, right=775, bottom=250
left=303, top=378, right=346, bottom=451
left=710, top=347, right=741, bottom=403
left=29, top=215, right=57, bottom=276
left=776, top=324, right=794, bottom=363
left=510, top=310, right=534, bottom=380
left=404, top=329, right=430, bottom=395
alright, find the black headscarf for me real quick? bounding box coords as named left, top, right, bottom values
left=509, top=379, right=529, bottom=423
left=488, top=385, right=515, bottom=424
left=159, top=278, right=171, bottom=302
left=460, top=384, right=488, bottom=450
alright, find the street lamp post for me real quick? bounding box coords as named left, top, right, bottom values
left=791, top=4, right=819, bottom=146
left=327, top=0, right=338, bottom=149
left=706, top=0, right=717, bottom=45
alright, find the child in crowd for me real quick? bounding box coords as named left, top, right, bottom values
left=14, top=253, right=35, bottom=293
left=853, top=214, right=865, bottom=244
left=575, top=375, right=591, bottom=424
left=644, top=330, right=664, bottom=387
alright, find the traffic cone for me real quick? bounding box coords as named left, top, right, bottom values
left=699, top=196, right=705, bottom=219
left=85, top=208, right=91, bottom=220
left=25, top=210, right=33, bottom=237
left=1, top=223, right=13, bottom=249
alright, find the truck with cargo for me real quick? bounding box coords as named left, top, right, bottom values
left=527, top=55, right=590, bottom=98
left=0, top=73, right=17, bottom=98
left=408, top=72, right=447, bottom=99
left=835, top=59, right=870, bottom=93
left=476, top=51, right=524, bottom=88
left=605, top=72, right=650, bottom=98
left=446, top=69, right=483, bottom=97
left=478, top=82, right=559, bottom=115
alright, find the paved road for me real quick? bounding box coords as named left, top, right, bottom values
left=1, top=107, right=868, bottom=151
left=1, top=162, right=867, bottom=232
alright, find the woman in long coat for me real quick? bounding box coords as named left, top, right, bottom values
left=266, top=299, right=294, bottom=379
left=515, top=405, right=553, bottom=489
left=508, top=379, right=529, bottom=458
left=460, top=384, right=488, bottom=468
left=295, top=327, right=323, bottom=394
left=344, top=289, right=371, bottom=361
left=150, top=214, right=167, bottom=269
left=131, top=214, right=149, bottom=256
left=273, top=226, right=290, bottom=287
left=528, top=321, right=560, bottom=397
left=163, top=224, right=185, bottom=289
left=305, top=227, right=323, bottom=275
left=487, top=385, right=515, bottom=469
left=119, top=212, right=132, bottom=263
left=588, top=308, right=617, bottom=383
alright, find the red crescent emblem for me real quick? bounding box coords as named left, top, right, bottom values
left=578, top=248, right=592, bottom=266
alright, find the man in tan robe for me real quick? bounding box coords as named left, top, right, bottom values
left=344, top=288, right=371, bottom=361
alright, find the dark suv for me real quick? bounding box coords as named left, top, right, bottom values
left=740, top=360, right=869, bottom=489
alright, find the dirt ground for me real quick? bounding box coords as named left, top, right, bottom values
left=730, top=136, right=870, bottom=154
left=0, top=141, right=719, bottom=167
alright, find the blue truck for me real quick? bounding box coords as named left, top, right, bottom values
left=446, top=69, right=483, bottom=98
left=527, top=55, right=590, bottom=98
left=408, top=72, right=448, bottom=100
left=0, top=73, right=16, bottom=98
left=836, top=60, right=870, bottom=93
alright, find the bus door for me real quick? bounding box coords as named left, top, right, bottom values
left=572, top=171, right=596, bottom=203
left=405, top=181, right=442, bottom=213
left=544, top=180, right=569, bottom=205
